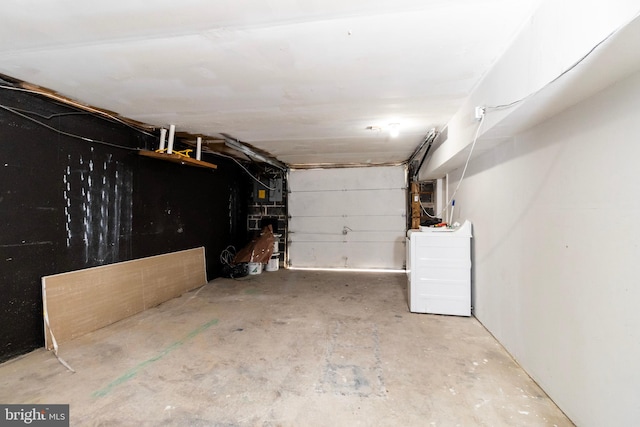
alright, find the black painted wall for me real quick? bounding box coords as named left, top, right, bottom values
left=0, top=85, right=249, bottom=362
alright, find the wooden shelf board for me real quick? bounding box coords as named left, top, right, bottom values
left=139, top=150, right=217, bottom=169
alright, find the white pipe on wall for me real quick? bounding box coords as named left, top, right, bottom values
left=159, top=128, right=167, bottom=151
left=167, top=124, right=176, bottom=154
left=196, top=137, right=202, bottom=161
left=445, top=173, right=450, bottom=223
left=436, top=178, right=444, bottom=220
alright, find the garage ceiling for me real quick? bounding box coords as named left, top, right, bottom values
left=0, top=0, right=538, bottom=167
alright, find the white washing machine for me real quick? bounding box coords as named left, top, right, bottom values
left=406, top=220, right=472, bottom=316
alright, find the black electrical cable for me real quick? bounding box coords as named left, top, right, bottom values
left=0, top=84, right=156, bottom=137
left=203, top=150, right=276, bottom=190
left=7, top=106, right=92, bottom=120
left=412, top=131, right=438, bottom=181
left=407, top=129, right=436, bottom=165
left=0, top=104, right=142, bottom=151
left=487, top=10, right=640, bottom=111
left=1, top=101, right=278, bottom=182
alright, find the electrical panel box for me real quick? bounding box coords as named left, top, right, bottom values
left=254, top=178, right=283, bottom=202
left=253, top=182, right=268, bottom=202
left=269, top=178, right=283, bottom=202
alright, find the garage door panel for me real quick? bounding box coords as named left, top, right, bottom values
left=288, top=190, right=406, bottom=217
left=288, top=166, right=407, bottom=270
left=289, top=241, right=405, bottom=269
left=289, top=216, right=406, bottom=234
left=289, top=231, right=405, bottom=243
left=289, top=167, right=405, bottom=192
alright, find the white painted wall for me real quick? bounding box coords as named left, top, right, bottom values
left=448, top=71, right=640, bottom=426
left=420, top=0, right=640, bottom=180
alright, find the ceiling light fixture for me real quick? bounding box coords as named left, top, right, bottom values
left=389, top=123, right=400, bottom=138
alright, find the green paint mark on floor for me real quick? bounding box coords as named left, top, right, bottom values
left=92, top=318, right=219, bottom=398
left=244, top=288, right=260, bottom=295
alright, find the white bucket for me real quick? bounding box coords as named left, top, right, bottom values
left=248, top=262, right=263, bottom=275
left=273, top=234, right=282, bottom=253
left=265, top=253, right=280, bottom=272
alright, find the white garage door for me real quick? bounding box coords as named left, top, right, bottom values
left=288, top=166, right=407, bottom=270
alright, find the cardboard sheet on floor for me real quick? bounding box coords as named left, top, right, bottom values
left=42, top=247, right=207, bottom=350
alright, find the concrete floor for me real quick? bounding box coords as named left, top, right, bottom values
left=0, top=270, right=573, bottom=426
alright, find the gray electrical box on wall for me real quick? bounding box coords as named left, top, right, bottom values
left=253, top=181, right=268, bottom=202
left=269, top=178, right=283, bottom=202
